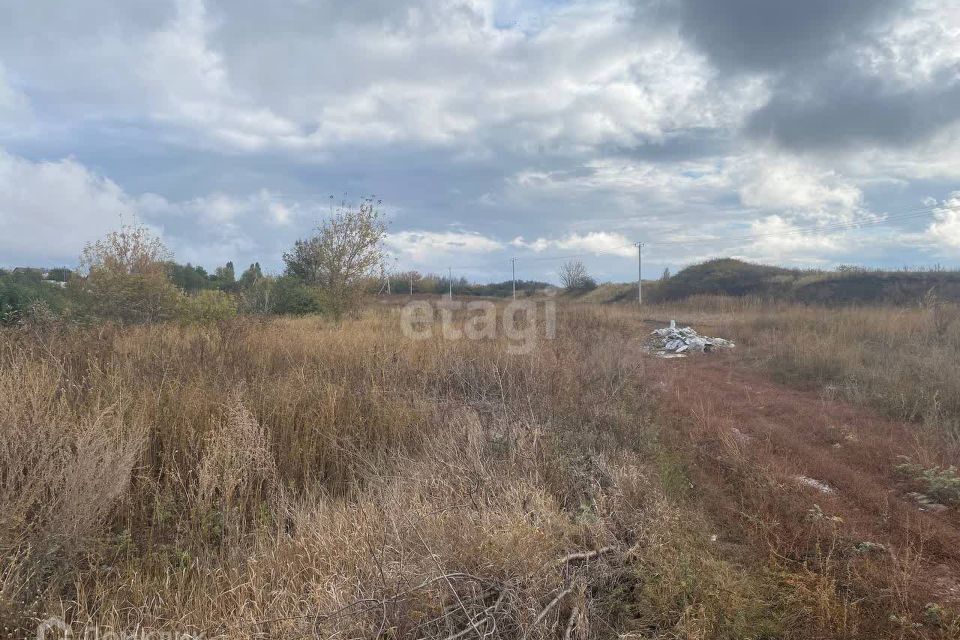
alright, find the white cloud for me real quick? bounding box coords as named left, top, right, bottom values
left=268, top=200, right=292, bottom=225
left=141, top=0, right=299, bottom=150
left=738, top=215, right=850, bottom=264
left=0, top=148, right=311, bottom=269
left=511, top=231, right=635, bottom=257
left=853, top=0, right=960, bottom=87
left=386, top=230, right=503, bottom=263
left=735, top=154, right=864, bottom=221
left=506, top=152, right=869, bottom=233
left=0, top=150, right=133, bottom=266
left=1, top=0, right=958, bottom=275
left=925, top=192, right=960, bottom=249
left=135, top=188, right=307, bottom=265
left=0, top=0, right=766, bottom=154
left=839, top=122, right=960, bottom=182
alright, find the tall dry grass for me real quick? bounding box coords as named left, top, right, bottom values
left=0, top=306, right=792, bottom=638
left=6, top=299, right=958, bottom=638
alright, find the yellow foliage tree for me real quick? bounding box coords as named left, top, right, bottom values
left=75, top=225, right=181, bottom=324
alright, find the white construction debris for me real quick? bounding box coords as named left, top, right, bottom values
left=795, top=475, right=836, bottom=494
left=646, top=320, right=735, bottom=358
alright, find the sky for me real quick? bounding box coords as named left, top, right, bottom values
left=1, top=0, right=959, bottom=283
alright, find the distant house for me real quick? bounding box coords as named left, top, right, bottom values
left=12, top=267, right=47, bottom=278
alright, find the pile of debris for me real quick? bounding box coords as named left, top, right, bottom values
left=646, top=320, right=735, bottom=358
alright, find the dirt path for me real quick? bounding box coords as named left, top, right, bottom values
left=648, top=353, right=960, bottom=611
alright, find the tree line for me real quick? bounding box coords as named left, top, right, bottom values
left=1, top=199, right=391, bottom=325
left=1, top=199, right=559, bottom=327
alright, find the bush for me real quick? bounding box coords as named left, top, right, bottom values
left=896, top=461, right=960, bottom=505
left=0, top=272, right=67, bottom=325
left=271, top=276, right=321, bottom=315
left=178, top=290, right=238, bottom=323
left=237, top=276, right=276, bottom=315
left=559, top=259, right=597, bottom=291
left=76, top=225, right=181, bottom=324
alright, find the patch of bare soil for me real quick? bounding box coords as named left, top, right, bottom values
left=649, top=352, right=960, bottom=623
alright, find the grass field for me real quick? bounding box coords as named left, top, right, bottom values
left=2, top=300, right=959, bottom=638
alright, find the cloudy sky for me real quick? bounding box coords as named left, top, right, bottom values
left=1, top=0, right=959, bottom=282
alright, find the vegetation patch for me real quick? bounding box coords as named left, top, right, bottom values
left=896, top=461, right=960, bottom=506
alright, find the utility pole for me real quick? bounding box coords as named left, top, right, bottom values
left=511, top=257, right=516, bottom=299
left=386, top=271, right=391, bottom=295
left=448, top=267, right=453, bottom=300
left=409, top=274, right=413, bottom=296
left=635, top=242, right=643, bottom=304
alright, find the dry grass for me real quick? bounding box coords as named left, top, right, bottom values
left=0, top=305, right=789, bottom=639
left=3, top=300, right=957, bottom=638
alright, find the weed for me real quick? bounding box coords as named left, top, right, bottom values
left=896, top=461, right=960, bottom=505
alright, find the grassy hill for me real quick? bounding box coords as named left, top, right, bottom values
left=571, top=258, right=960, bottom=306
left=651, top=259, right=797, bottom=300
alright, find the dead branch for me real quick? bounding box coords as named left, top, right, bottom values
left=531, top=586, right=574, bottom=628
left=241, top=572, right=490, bottom=631
left=563, top=606, right=579, bottom=640
left=554, top=546, right=618, bottom=567
left=442, top=589, right=509, bottom=640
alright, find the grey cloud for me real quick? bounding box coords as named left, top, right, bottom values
left=674, top=0, right=902, bottom=73
left=747, top=69, right=960, bottom=150
left=669, top=0, right=960, bottom=152
left=602, top=128, right=734, bottom=163
left=0, top=1, right=173, bottom=92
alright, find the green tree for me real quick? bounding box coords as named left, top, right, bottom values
left=213, top=261, right=237, bottom=292
left=239, top=262, right=263, bottom=290
left=46, top=267, right=73, bottom=282
left=238, top=274, right=275, bottom=315
left=167, top=262, right=212, bottom=293
left=283, top=198, right=387, bottom=319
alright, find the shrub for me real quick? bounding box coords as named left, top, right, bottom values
left=76, top=225, right=181, bottom=323
left=0, top=272, right=67, bottom=325
left=896, top=461, right=960, bottom=504
left=559, top=259, right=597, bottom=291
left=271, top=275, right=321, bottom=315
left=178, top=289, right=237, bottom=323
left=237, top=275, right=276, bottom=315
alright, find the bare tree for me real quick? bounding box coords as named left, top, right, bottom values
left=283, top=198, right=387, bottom=319
left=559, top=260, right=596, bottom=291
